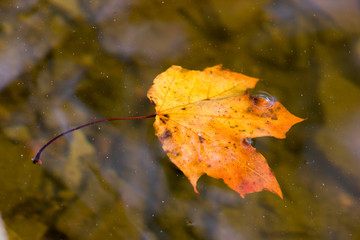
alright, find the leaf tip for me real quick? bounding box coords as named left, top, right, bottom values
left=266, top=179, right=283, bottom=199
left=274, top=188, right=283, bottom=199
left=188, top=175, right=201, bottom=194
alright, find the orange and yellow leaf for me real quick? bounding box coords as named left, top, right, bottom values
left=147, top=65, right=303, bottom=198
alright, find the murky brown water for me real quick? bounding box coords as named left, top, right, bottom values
left=1, top=0, right=360, bottom=239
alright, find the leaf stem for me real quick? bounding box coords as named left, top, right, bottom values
left=32, top=113, right=157, bottom=165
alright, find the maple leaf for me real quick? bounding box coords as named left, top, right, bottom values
left=147, top=65, right=304, bottom=198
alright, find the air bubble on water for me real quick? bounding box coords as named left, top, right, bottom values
left=245, top=137, right=253, bottom=145
left=252, top=90, right=276, bottom=108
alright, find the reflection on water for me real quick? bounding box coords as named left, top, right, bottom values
left=1, top=0, right=360, bottom=239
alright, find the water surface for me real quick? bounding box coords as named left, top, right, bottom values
left=1, top=0, right=360, bottom=239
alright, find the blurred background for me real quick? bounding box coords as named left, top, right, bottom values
left=1, top=0, right=360, bottom=239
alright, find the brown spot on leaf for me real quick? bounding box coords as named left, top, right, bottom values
left=261, top=113, right=270, bottom=118
left=251, top=96, right=261, bottom=106
left=160, top=117, right=167, bottom=124
left=199, top=136, right=205, bottom=143
left=159, top=129, right=172, bottom=140
left=171, top=151, right=180, bottom=157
